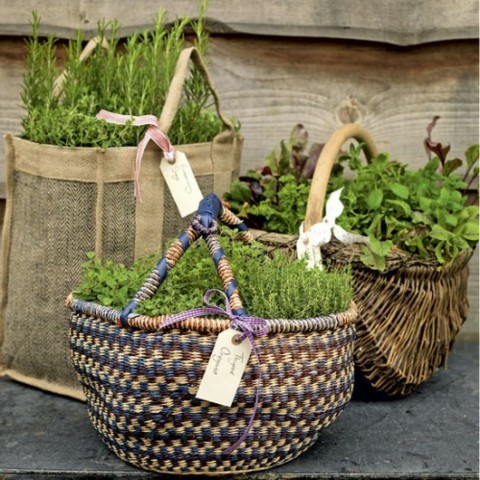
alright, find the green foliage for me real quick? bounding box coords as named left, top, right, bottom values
left=224, top=124, right=322, bottom=233
left=247, top=175, right=310, bottom=234
left=74, top=230, right=353, bottom=318
left=225, top=119, right=478, bottom=270
left=21, top=4, right=227, bottom=147
left=329, top=143, right=479, bottom=269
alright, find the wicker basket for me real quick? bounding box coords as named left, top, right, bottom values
left=251, top=124, right=474, bottom=397
left=67, top=194, right=357, bottom=475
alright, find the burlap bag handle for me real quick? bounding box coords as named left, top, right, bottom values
left=158, top=46, right=233, bottom=133
left=304, top=123, right=379, bottom=231
left=53, top=36, right=110, bottom=98
left=54, top=41, right=231, bottom=131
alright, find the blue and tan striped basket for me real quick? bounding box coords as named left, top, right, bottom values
left=67, top=194, right=357, bottom=475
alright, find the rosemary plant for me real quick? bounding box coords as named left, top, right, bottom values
left=21, top=4, right=225, bottom=147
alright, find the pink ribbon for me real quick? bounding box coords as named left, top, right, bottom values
left=96, top=110, right=176, bottom=202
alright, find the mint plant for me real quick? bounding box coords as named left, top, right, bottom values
left=224, top=119, right=478, bottom=270
left=21, top=3, right=226, bottom=148
left=329, top=124, right=479, bottom=270
left=74, top=230, right=353, bottom=319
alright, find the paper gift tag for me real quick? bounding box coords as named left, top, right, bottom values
left=196, top=328, right=252, bottom=407
left=160, top=150, right=204, bottom=217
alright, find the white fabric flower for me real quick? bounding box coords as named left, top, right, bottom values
left=297, top=188, right=369, bottom=269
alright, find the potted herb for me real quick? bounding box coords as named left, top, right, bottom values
left=310, top=121, right=478, bottom=397
left=1, top=2, right=242, bottom=401
left=21, top=8, right=224, bottom=148
left=224, top=120, right=479, bottom=397
left=67, top=196, right=357, bottom=474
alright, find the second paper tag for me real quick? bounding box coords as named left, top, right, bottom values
left=160, top=150, right=204, bottom=218
left=196, top=328, right=252, bottom=407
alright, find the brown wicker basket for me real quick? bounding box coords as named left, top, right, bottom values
left=252, top=123, right=474, bottom=397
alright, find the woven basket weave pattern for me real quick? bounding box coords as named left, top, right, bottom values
left=69, top=312, right=356, bottom=474
left=322, top=241, right=472, bottom=396
left=68, top=196, right=357, bottom=473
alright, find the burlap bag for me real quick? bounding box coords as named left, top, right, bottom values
left=0, top=45, right=242, bottom=400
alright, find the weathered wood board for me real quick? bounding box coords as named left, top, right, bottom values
left=0, top=39, right=23, bottom=199
left=207, top=37, right=479, bottom=173
left=0, top=37, right=478, bottom=190
left=462, top=248, right=479, bottom=340
left=0, top=0, right=478, bottom=45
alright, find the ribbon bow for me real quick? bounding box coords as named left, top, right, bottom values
left=96, top=110, right=176, bottom=202
left=157, top=289, right=269, bottom=454
left=297, top=188, right=369, bottom=269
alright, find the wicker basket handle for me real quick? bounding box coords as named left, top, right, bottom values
left=119, top=194, right=252, bottom=324
left=157, top=46, right=233, bottom=134
left=53, top=36, right=110, bottom=98
left=304, top=123, right=379, bottom=231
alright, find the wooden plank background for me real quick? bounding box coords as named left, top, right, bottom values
left=0, top=0, right=478, bottom=44
left=0, top=1, right=478, bottom=336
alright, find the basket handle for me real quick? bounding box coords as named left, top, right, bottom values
left=53, top=36, right=110, bottom=98
left=119, top=194, right=252, bottom=325
left=157, top=46, right=233, bottom=134
left=304, top=123, right=379, bottom=231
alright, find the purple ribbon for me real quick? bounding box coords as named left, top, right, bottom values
left=96, top=110, right=175, bottom=202
left=158, top=289, right=269, bottom=454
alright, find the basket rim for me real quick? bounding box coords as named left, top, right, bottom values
left=322, top=239, right=474, bottom=272
left=251, top=228, right=475, bottom=273
left=67, top=295, right=357, bottom=334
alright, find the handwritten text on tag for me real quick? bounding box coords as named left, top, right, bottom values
left=160, top=150, right=203, bottom=217
left=196, top=328, right=252, bottom=407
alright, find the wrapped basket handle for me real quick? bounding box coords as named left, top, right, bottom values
left=158, top=46, right=233, bottom=134
left=119, top=194, right=252, bottom=325
left=304, top=123, right=379, bottom=231
left=53, top=36, right=110, bottom=98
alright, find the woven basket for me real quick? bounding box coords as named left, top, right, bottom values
left=67, top=194, right=357, bottom=475
left=251, top=124, right=474, bottom=397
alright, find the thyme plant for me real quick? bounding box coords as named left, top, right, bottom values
left=74, top=230, right=353, bottom=319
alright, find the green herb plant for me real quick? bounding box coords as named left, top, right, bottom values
left=21, top=3, right=226, bottom=148
left=224, top=119, right=479, bottom=270
left=74, top=229, right=353, bottom=319
left=328, top=120, right=479, bottom=270
left=224, top=124, right=323, bottom=233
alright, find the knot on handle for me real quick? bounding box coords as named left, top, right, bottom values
left=191, top=193, right=224, bottom=236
